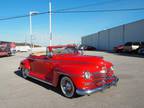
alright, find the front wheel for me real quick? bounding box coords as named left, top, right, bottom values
left=60, top=76, right=76, bottom=98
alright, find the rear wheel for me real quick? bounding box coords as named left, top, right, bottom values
left=60, top=76, right=76, bottom=98
left=22, top=68, right=29, bottom=79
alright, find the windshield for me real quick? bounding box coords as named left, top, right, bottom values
left=49, top=47, right=79, bottom=55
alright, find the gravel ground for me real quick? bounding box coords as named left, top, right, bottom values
left=0, top=51, right=144, bottom=108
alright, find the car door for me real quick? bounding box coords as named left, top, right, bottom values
left=30, top=56, right=53, bottom=82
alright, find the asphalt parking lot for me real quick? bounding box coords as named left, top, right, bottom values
left=0, top=52, right=144, bottom=108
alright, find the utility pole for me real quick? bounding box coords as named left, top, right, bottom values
left=49, top=0, right=52, bottom=46
left=29, top=11, right=32, bottom=50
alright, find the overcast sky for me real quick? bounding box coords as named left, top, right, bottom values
left=0, top=0, right=144, bottom=46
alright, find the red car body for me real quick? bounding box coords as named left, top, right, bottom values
left=20, top=45, right=119, bottom=98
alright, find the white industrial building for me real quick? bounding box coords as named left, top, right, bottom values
left=82, top=19, right=144, bottom=51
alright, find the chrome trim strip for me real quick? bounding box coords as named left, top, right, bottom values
left=76, top=76, right=119, bottom=95
left=28, top=75, right=53, bottom=86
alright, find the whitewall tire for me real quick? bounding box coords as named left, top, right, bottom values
left=60, top=76, right=76, bottom=98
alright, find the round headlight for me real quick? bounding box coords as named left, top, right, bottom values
left=84, top=71, right=91, bottom=79
left=100, top=66, right=107, bottom=73
left=100, top=69, right=106, bottom=74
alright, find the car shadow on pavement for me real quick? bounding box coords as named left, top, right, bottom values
left=0, top=55, right=12, bottom=58
left=112, top=52, right=144, bottom=58
left=14, top=70, right=64, bottom=97
left=95, top=50, right=144, bottom=58
left=14, top=70, right=81, bottom=99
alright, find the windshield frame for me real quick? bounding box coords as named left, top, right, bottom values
left=46, top=45, right=79, bottom=56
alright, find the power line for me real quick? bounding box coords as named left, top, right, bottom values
left=0, top=7, right=144, bottom=21
left=0, top=14, right=29, bottom=21
left=54, top=8, right=144, bottom=13
left=0, top=0, right=119, bottom=21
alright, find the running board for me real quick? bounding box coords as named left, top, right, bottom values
left=28, top=75, right=53, bottom=86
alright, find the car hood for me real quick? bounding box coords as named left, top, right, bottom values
left=52, top=54, right=112, bottom=75
left=52, top=54, right=104, bottom=65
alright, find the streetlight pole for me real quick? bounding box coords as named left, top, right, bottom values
left=49, top=0, right=52, bottom=46
left=29, top=11, right=39, bottom=53
left=29, top=12, right=32, bottom=50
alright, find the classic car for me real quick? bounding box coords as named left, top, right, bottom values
left=19, top=45, right=119, bottom=98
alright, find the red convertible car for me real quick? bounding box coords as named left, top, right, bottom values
left=19, top=45, right=119, bottom=98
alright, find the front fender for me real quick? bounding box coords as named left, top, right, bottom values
left=52, top=64, right=85, bottom=88
left=52, top=67, right=82, bottom=87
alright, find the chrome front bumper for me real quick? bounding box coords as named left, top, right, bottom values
left=76, top=76, right=119, bottom=95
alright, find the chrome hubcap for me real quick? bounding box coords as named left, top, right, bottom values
left=60, top=77, right=75, bottom=98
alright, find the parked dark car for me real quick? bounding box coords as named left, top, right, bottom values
left=123, top=42, right=140, bottom=53
left=114, top=42, right=141, bottom=53
left=78, top=45, right=96, bottom=51
left=137, top=42, right=144, bottom=54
